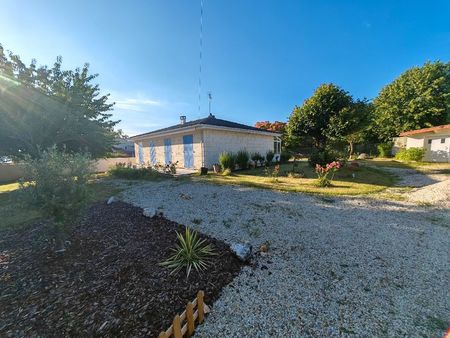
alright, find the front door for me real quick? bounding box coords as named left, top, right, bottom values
left=183, top=134, right=194, bottom=168
left=164, top=138, right=172, bottom=164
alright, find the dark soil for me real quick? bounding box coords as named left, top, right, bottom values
left=0, top=202, right=243, bottom=337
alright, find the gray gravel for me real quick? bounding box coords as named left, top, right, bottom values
left=377, top=166, right=448, bottom=187
left=122, top=181, right=450, bottom=337
left=375, top=166, right=450, bottom=207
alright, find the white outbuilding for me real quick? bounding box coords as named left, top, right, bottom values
left=393, top=124, right=450, bottom=162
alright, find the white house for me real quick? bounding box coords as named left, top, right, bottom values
left=130, top=114, right=282, bottom=169
left=393, top=124, right=450, bottom=162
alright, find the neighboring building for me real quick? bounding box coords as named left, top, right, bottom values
left=113, top=138, right=135, bottom=157
left=393, top=124, right=450, bottom=162
left=130, top=114, right=282, bottom=169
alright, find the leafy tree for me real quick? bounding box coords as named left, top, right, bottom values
left=287, top=83, right=354, bottom=150
left=373, top=61, right=450, bottom=141
left=0, top=43, right=118, bottom=158
left=326, top=99, right=374, bottom=157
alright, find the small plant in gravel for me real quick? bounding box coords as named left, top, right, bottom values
left=315, top=161, right=342, bottom=187
left=160, top=227, right=216, bottom=278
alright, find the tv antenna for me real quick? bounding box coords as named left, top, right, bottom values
left=198, top=0, right=204, bottom=115
left=208, top=92, right=212, bottom=115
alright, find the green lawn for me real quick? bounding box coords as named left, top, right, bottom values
left=195, top=161, right=396, bottom=196
left=0, top=180, right=122, bottom=230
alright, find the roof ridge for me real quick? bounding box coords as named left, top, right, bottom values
left=131, top=115, right=281, bottom=139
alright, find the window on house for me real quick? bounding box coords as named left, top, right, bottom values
left=428, top=139, right=432, bottom=144
left=273, top=137, right=281, bottom=154
left=441, top=138, right=445, bottom=144
left=138, top=142, right=144, bottom=164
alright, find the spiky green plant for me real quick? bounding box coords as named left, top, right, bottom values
left=160, top=227, right=216, bottom=278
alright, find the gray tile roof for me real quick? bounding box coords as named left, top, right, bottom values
left=131, top=114, right=280, bottom=138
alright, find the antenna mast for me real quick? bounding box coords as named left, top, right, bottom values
left=198, top=0, right=204, bottom=115
left=208, top=92, right=212, bottom=115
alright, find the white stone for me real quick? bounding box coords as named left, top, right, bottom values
left=142, top=207, right=157, bottom=218
left=230, top=243, right=252, bottom=262
left=357, top=153, right=368, bottom=159
left=107, top=196, right=117, bottom=204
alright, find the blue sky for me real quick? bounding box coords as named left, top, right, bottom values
left=1, top=1, right=449, bottom=135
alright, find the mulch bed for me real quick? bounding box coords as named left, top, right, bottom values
left=0, top=202, right=243, bottom=337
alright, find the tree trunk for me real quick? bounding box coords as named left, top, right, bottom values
left=348, top=141, right=354, bottom=159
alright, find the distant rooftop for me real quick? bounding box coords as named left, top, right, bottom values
left=131, top=114, right=280, bottom=139
left=399, top=124, right=450, bottom=136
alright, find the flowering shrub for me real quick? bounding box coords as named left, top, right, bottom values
left=315, top=161, right=342, bottom=187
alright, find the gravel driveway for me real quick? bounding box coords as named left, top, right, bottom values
left=374, top=166, right=450, bottom=207
left=122, top=181, right=450, bottom=337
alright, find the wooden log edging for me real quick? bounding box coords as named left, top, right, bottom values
left=158, top=291, right=210, bottom=338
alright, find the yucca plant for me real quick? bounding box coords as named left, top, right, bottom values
left=160, top=227, right=216, bottom=278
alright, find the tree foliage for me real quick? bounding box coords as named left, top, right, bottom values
left=254, top=121, right=287, bottom=132
left=0, top=43, right=118, bottom=158
left=288, top=83, right=361, bottom=150
left=373, top=61, right=450, bottom=141
left=19, top=147, right=93, bottom=250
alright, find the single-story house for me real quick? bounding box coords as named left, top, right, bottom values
left=130, top=114, right=282, bottom=169
left=392, top=124, right=450, bottom=162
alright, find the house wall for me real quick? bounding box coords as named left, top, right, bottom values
left=405, top=130, right=450, bottom=162
left=203, top=129, right=275, bottom=167
left=134, top=130, right=203, bottom=168
left=406, top=137, right=425, bottom=148
left=392, top=137, right=407, bottom=155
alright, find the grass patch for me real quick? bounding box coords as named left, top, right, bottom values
left=0, top=180, right=123, bottom=231
left=194, top=162, right=396, bottom=196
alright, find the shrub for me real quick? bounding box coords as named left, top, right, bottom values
left=19, top=147, right=93, bottom=251
left=308, top=149, right=337, bottom=167
left=280, top=151, right=291, bottom=163
left=266, top=150, right=275, bottom=163
left=315, top=161, right=342, bottom=187
left=251, top=152, right=263, bottom=163
left=222, top=168, right=232, bottom=176
left=395, top=147, right=425, bottom=161
left=377, top=142, right=393, bottom=158
left=160, top=227, right=216, bottom=278
left=264, top=164, right=280, bottom=182
left=109, top=164, right=161, bottom=179
left=219, top=152, right=236, bottom=170
left=235, top=150, right=250, bottom=169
